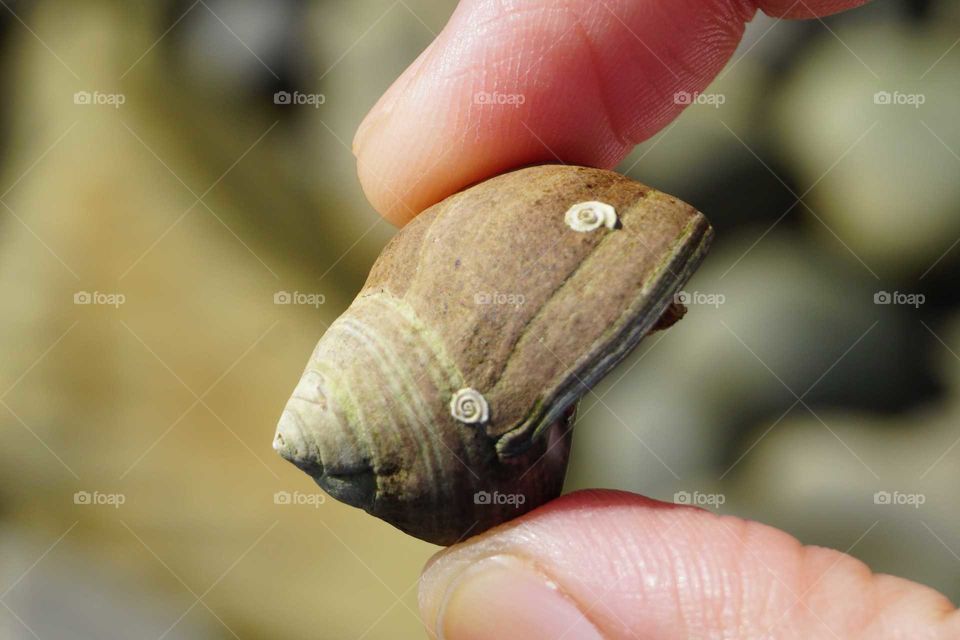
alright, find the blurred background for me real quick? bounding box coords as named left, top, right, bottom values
left=0, top=0, right=958, bottom=638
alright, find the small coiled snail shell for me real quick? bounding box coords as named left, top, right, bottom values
left=564, top=200, right=618, bottom=232
left=274, top=165, right=712, bottom=545
left=450, top=388, right=489, bottom=424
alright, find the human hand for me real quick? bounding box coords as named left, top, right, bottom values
left=354, top=1, right=959, bottom=638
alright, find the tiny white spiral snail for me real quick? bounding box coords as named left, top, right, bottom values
left=450, top=388, right=489, bottom=424
left=564, top=200, right=618, bottom=232
left=273, top=165, right=712, bottom=545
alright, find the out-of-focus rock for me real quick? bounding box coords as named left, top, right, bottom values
left=727, top=406, right=960, bottom=600
left=774, top=20, right=960, bottom=274
left=0, top=4, right=434, bottom=639
left=566, top=230, right=914, bottom=496
left=0, top=526, right=219, bottom=639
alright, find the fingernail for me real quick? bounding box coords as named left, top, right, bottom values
left=433, top=555, right=603, bottom=640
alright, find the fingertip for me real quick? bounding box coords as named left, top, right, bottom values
left=353, top=0, right=875, bottom=225
left=354, top=0, right=748, bottom=225
left=353, top=34, right=445, bottom=226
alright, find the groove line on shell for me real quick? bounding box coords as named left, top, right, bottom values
left=485, top=199, right=636, bottom=426
left=343, top=295, right=486, bottom=488
left=482, top=193, right=648, bottom=395
left=496, top=210, right=713, bottom=456
left=338, top=307, right=446, bottom=488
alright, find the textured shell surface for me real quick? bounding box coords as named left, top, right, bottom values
left=274, top=165, right=712, bottom=545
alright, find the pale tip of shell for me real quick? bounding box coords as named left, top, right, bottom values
left=450, top=387, right=489, bottom=424
left=274, top=410, right=305, bottom=461
left=564, top=201, right=617, bottom=232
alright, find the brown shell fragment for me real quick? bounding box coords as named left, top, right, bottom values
left=274, top=165, right=712, bottom=545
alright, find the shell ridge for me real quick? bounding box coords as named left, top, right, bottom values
left=485, top=192, right=649, bottom=396
left=339, top=304, right=449, bottom=488
left=307, top=329, right=382, bottom=474
left=484, top=191, right=651, bottom=435
left=362, top=295, right=489, bottom=491
left=338, top=316, right=449, bottom=510
left=405, top=177, right=607, bottom=392
left=405, top=190, right=480, bottom=305
left=342, top=294, right=480, bottom=509
left=372, top=292, right=465, bottom=391
left=496, top=210, right=713, bottom=457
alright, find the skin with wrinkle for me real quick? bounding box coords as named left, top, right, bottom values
left=420, top=491, right=960, bottom=639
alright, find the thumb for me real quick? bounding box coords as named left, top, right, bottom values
left=419, top=490, right=959, bottom=639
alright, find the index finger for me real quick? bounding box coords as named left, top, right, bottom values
left=352, top=0, right=870, bottom=226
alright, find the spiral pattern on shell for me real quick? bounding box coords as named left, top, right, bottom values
left=564, top=200, right=618, bottom=232
left=450, top=388, right=489, bottom=424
